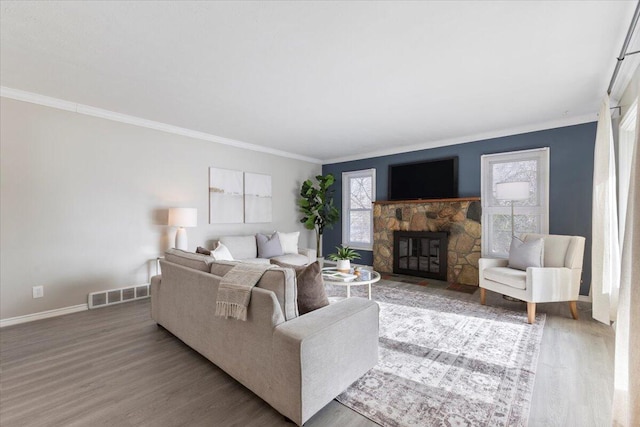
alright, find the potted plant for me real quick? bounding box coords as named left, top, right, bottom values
left=328, top=245, right=361, bottom=273
left=298, top=174, right=340, bottom=259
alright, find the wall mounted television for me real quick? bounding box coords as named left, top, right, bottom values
left=388, top=157, right=459, bottom=201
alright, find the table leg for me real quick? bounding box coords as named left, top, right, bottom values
left=368, top=283, right=372, bottom=300
left=347, top=284, right=351, bottom=298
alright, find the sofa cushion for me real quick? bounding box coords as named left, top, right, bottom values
left=238, top=258, right=271, bottom=265
left=270, top=253, right=310, bottom=266
left=277, top=231, right=300, bottom=254
left=219, top=235, right=257, bottom=260
left=508, top=237, right=544, bottom=271
left=165, top=248, right=215, bottom=272
left=271, top=260, right=329, bottom=315
left=483, top=267, right=527, bottom=290
left=256, top=232, right=284, bottom=258
left=210, top=261, right=298, bottom=320
left=212, top=242, right=234, bottom=261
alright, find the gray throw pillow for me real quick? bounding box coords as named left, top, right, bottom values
left=508, top=237, right=544, bottom=271
left=196, top=246, right=211, bottom=255
left=256, top=232, right=284, bottom=258
left=270, top=260, right=329, bottom=314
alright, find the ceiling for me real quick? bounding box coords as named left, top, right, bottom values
left=1, top=1, right=638, bottom=163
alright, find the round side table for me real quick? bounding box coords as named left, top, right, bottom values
left=321, top=267, right=381, bottom=299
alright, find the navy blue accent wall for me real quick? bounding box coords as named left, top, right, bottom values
left=323, top=122, right=596, bottom=295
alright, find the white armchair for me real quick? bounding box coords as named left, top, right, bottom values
left=479, top=233, right=586, bottom=324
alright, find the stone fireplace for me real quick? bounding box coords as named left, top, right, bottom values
left=373, top=198, right=481, bottom=285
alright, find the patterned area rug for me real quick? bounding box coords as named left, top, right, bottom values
left=330, top=282, right=545, bottom=427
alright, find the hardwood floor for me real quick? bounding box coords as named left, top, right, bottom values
left=0, top=281, right=614, bottom=427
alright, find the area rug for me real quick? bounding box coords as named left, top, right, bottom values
left=332, top=282, right=545, bottom=427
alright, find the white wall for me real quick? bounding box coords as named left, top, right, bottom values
left=0, top=97, right=321, bottom=319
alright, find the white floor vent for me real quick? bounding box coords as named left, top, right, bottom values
left=88, top=284, right=150, bottom=309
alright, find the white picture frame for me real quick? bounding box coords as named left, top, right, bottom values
left=209, top=167, right=244, bottom=224
left=244, top=172, right=272, bottom=223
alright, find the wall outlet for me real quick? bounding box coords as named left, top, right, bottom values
left=32, top=286, right=44, bottom=299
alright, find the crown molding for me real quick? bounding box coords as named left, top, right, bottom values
left=1, top=86, right=598, bottom=166
left=324, top=113, right=597, bottom=164
left=0, top=86, right=323, bottom=165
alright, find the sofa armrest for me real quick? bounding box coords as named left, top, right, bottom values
left=479, top=258, right=509, bottom=270
left=297, top=247, right=317, bottom=264
left=271, top=298, right=379, bottom=425
left=527, top=267, right=577, bottom=302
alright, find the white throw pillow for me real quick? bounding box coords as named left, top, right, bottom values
left=508, top=237, right=544, bottom=271
left=212, top=241, right=234, bottom=261
left=277, top=231, right=300, bottom=254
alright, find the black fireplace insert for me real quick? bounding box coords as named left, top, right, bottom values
left=393, top=231, right=448, bottom=280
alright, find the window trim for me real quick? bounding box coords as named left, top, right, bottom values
left=342, top=168, right=376, bottom=250
left=480, top=148, right=550, bottom=258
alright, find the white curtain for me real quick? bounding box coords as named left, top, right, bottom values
left=592, top=95, right=621, bottom=324
left=612, top=94, right=640, bottom=427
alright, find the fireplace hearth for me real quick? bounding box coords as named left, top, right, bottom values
left=394, top=231, right=448, bottom=280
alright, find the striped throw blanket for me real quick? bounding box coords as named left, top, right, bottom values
left=215, top=263, right=274, bottom=321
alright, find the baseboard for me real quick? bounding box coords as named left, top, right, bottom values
left=0, top=304, right=88, bottom=328
left=578, top=295, right=592, bottom=303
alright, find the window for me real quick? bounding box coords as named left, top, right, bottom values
left=342, top=169, right=376, bottom=250
left=481, top=148, right=549, bottom=258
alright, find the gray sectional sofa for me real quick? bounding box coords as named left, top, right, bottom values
left=218, top=234, right=316, bottom=265
left=151, top=249, right=379, bottom=425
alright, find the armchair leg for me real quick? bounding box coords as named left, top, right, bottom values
left=480, top=288, right=486, bottom=305
left=527, top=302, right=536, bottom=324
left=569, top=301, right=579, bottom=320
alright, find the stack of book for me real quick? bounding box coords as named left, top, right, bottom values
left=321, top=271, right=357, bottom=282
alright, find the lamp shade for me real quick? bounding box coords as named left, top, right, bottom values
left=495, top=182, right=530, bottom=201
left=168, top=208, right=197, bottom=227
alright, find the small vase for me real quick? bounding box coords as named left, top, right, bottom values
left=336, top=259, right=350, bottom=273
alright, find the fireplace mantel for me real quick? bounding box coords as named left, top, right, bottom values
left=374, top=197, right=480, bottom=205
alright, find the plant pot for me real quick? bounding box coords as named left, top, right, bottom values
left=336, top=259, right=350, bottom=273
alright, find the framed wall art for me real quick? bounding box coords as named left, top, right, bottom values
left=209, top=167, right=244, bottom=224
left=244, top=172, right=272, bottom=223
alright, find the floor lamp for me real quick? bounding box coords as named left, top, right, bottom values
left=495, top=181, right=530, bottom=238
left=168, top=208, right=197, bottom=250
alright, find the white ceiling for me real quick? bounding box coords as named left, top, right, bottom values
left=1, top=1, right=637, bottom=163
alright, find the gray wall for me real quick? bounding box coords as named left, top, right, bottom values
left=323, top=122, right=596, bottom=295
left=0, top=98, right=320, bottom=319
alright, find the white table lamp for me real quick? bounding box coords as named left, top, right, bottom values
left=168, top=208, right=197, bottom=250
left=495, top=182, right=530, bottom=237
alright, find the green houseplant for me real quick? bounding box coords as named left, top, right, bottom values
left=298, top=173, right=340, bottom=257
left=328, top=245, right=361, bottom=272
